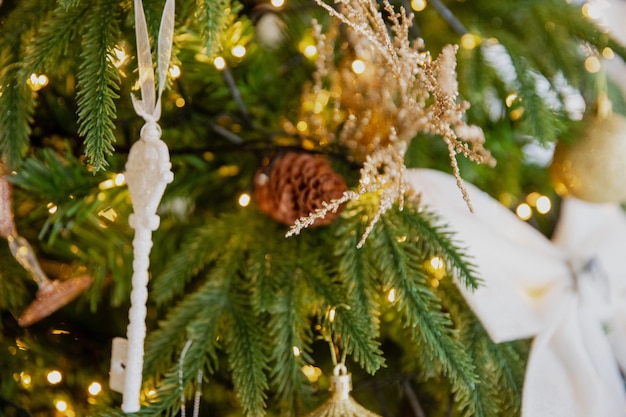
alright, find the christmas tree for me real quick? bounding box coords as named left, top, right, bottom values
left=1, top=0, right=625, bottom=416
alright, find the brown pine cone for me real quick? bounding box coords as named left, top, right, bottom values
left=254, top=152, right=347, bottom=227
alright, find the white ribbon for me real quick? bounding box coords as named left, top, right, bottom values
left=407, top=168, right=626, bottom=417
left=122, top=0, right=175, bottom=412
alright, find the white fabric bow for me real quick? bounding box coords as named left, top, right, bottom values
left=406, top=168, right=626, bottom=417
left=122, top=0, right=175, bottom=412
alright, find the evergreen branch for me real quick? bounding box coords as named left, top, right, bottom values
left=266, top=266, right=313, bottom=407
left=400, top=204, right=481, bottom=290
left=144, top=281, right=225, bottom=379
left=371, top=213, right=478, bottom=410
left=0, top=0, right=51, bottom=168
left=151, top=218, right=231, bottom=306
left=437, top=279, right=525, bottom=417
left=225, top=276, right=270, bottom=417
left=332, top=206, right=385, bottom=373
left=25, top=1, right=89, bottom=74
left=195, top=0, right=233, bottom=57
left=75, top=0, right=122, bottom=171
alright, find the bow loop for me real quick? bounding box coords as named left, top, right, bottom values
left=407, top=168, right=626, bottom=417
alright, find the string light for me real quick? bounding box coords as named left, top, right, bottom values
left=351, top=59, right=366, bottom=74
left=114, top=173, right=126, bottom=186
left=505, top=93, right=518, bottom=107
left=213, top=56, right=226, bottom=70
left=301, top=365, right=323, bottom=383
left=231, top=45, right=247, bottom=58
left=238, top=193, right=251, bottom=207
left=296, top=120, right=308, bottom=132
left=515, top=203, right=532, bottom=220
left=169, top=65, right=181, bottom=79
left=292, top=346, right=301, bottom=357
left=55, top=400, right=68, bottom=412
left=175, top=97, right=185, bottom=108
left=47, top=370, right=63, bottom=385
left=535, top=196, right=552, bottom=214
left=27, top=73, right=48, bottom=91
left=410, top=0, right=426, bottom=11
left=47, top=202, right=58, bottom=214
left=270, top=0, right=285, bottom=8
left=584, top=56, right=601, bottom=73
left=112, top=46, right=128, bottom=68
left=387, top=288, right=396, bottom=303
left=19, top=372, right=32, bottom=388
left=301, top=44, right=317, bottom=58
left=602, top=47, right=615, bottom=59
left=88, top=381, right=102, bottom=396
left=460, top=33, right=478, bottom=50
left=328, top=308, right=336, bottom=322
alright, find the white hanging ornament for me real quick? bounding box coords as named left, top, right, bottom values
left=304, top=364, right=381, bottom=417
left=119, top=0, right=175, bottom=412
left=408, top=168, right=626, bottom=417
left=550, top=112, right=626, bottom=203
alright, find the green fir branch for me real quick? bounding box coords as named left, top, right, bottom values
left=26, top=1, right=89, bottom=75
left=151, top=217, right=233, bottom=306
left=437, top=278, right=526, bottom=417
left=399, top=204, right=481, bottom=290
left=75, top=0, right=122, bottom=171
left=0, top=0, right=54, bottom=168
left=194, top=0, right=234, bottom=57
left=369, top=210, right=478, bottom=412
left=224, top=276, right=270, bottom=417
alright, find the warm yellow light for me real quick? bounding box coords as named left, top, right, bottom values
left=88, top=382, right=102, bottom=396
left=516, top=203, right=532, bottom=220
left=169, top=65, right=181, bottom=79
left=28, top=73, right=48, bottom=91
left=509, top=107, right=524, bottom=121
left=114, top=173, right=126, bottom=186
left=602, top=47, right=615, bottom=60
left=231, top=45, right=247, bottom=58
left=292, top=346, right=301, bottom=357
left=425, top=256, right=446, bottom=280
left=351, top=59, right=366, bottom=74
left=410, top=0, right=426, bottom=11
left=47, top=370, right=63, bottom=385
left=301, top=365, right=322, bottom=383
left=213, top=56, right=226, bottom=70
left=505, top=93, right=518, bottom=108
left=271, top=0, right=285, bottom=7
left=535, top=196, right=552, bottom=214
left=387, top=288, right=396, bottom=303
left=431, top=278, right=440, bottom=288
left=47, top=202, right=58, bottom=214
left=584, top=56, right=601, bottom=73
left=113, top=47, right=128, bottom=67
left=20, top=372, right=32, bottom=388
left=582, top=3, right=602, bottom=20
left=238, top=193, right=251, bottom=207
left=99, top=179, right=115, bottom=190
left=328, top=308, right=336, bottom=323
left=303, top=45, right=318, bottom=58
left=175, top=97, right=186, bottom=108
left=296, top=120, right=308, bottom=132
left=55, top=400, right=68, bottom=412
left=460, top=33, right=478, bottom=50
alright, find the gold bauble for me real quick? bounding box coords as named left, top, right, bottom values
left=550, top=113, right=626, bottom=203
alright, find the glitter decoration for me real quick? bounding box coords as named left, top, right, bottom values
left=287, top=0, right=494, bottom=243
left=551, top=112, right=626, bottom=203
left=0, top=169, right=92, bottom=327
left=303, top=364, right=382, bottom=417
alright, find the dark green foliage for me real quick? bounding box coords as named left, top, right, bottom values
left=0, top=0, right=624, bottom=416
left=75, top=0, right=123, bottom=171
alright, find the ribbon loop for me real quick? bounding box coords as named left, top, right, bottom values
left=407, top=168, right=626, bottom=417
